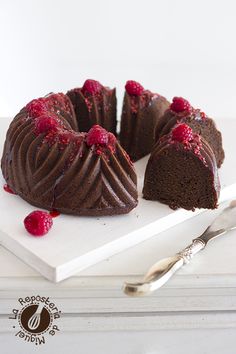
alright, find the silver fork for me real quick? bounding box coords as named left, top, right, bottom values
left=123, top=200, right=236, bottom=297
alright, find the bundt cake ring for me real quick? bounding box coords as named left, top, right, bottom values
left=1, top=91, right=138, bottom=217
left=1, top=79, right=225, bottom=220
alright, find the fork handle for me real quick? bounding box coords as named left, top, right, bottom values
left=123, top=239, right=205, bottom=296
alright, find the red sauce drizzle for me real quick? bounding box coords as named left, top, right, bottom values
left=49, top=210, right=61, bottom=218
left=3, top=184, right=16, bottom=194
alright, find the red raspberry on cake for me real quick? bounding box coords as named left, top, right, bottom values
left=24, top=210, right=53, bottom=236
left=125, top=80, right=144, bottom=96
left=172, top=124, right=193, bottom=143
left=35, top=115, right=58, bottom=134
left=67, top=81, right=117, bottom=135
left=82, top=79, right=103, bottom=95
left=86, top=125, right=109, bottom=146
left=170, top=97, right=191, bottom=113
left=107, top=132, right=117, bottom=152
left=108, top=132, right=116, bottom=145
left=26, top=98, right=48, bottom=118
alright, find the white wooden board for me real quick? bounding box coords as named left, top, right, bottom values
left=0, top=118, right=236, bottom=282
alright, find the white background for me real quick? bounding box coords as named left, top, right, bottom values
left=0, top=0, right=236, bottom=120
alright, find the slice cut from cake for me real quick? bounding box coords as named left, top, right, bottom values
left=143, top=124, right=220, bottom=210
left=119, top=80, right=170, bottom=162
left=67, top=79, right=117, bottom=134
left=155, top=96, right=225, bottom=168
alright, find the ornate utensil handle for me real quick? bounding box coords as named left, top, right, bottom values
left=176, top=239, right=205, bottom=264
left=124, top=200, right=236, bottom=296
left=123, top=239, right=205, bottom=296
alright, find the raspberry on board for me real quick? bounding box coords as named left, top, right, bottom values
left=24, top=210, right=53, bottom=236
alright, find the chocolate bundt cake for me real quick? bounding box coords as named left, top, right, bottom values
left=1, top=98, right=138, bottom=216
left=67, top=79, right=117, bottom=134
left=155, top=97, right=225, bottom=168
left=119, top=80, right=170, bottom=162
left=143, top=124, right=220, bottom=210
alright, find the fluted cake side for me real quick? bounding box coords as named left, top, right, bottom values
left=1, top=95, right=138, bottom=216
left=119, top=81, right=170, bottom=162
left=67, top=79, right=117, bottom=135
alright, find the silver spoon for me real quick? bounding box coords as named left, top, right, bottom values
left=123, top=200, right=236, bottom=297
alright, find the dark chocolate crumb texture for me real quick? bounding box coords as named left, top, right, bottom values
left=143, top=124, right=220, bottom=211
left=119, top=80, right=170, bottom=162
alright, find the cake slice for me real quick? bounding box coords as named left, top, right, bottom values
left=67, top=79, right=117, bottom=134
left=155, top=96, right=225, bottom=167
left=119, top=80, right=170, bottom=162
left=143, top=124, right=220, bottom=210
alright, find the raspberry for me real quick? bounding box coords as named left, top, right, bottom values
left=82, top=79, right=103, bottom=95
left=26, top=98, right=47, bottom=118
left=172, top=124, right=193, bottom=143
left=107, top=132, right=117, bottom=152
left=108, top=132, right=116, bottom=145
left=170, top=97, right=191, bottom=113
left=125, top=80, right=144, bottom=96
left=35, top=115, right=58, bottom=134
left=24, top=210, right=53, bottom=236
left=86, top=125, right=109, bottom=146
